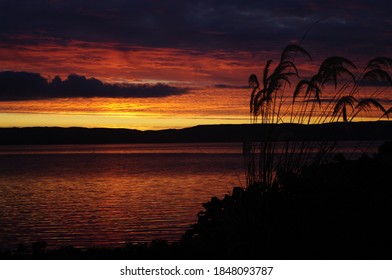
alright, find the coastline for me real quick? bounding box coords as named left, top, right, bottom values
left=1, top=121, right=392, bottom=145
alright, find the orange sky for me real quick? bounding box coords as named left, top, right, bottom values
left=0, top=40, right=259, bottom=129
left=0, top=40, right=390, bottom=130
left=0, top=87, right=250, bottom=130
left=0, top=40, right=267, bottom=129
left=0, top=40, right=322, bottom=129
left=0, top=39, right=273, bottom=86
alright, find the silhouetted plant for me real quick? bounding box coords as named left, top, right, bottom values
left=245, top=45, right=392, bottom=190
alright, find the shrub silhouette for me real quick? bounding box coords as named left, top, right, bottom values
left=183, top=142, right=392, bottom=259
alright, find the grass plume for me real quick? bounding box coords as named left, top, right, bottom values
left=245, top=45, right=392, bottom=190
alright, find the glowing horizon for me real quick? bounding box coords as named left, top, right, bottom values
left=0, top=87, right=251, bottom=130
left=1, top=84, right=390, bottom=130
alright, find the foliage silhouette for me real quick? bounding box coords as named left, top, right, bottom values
left=245, top=44, right=392, bottom=190
left=182, top=141, right=392, bottom=259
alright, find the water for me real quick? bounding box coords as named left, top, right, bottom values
left=0, top=141, right=382, bottom=250
left=0, top=143, right=245, bottom=250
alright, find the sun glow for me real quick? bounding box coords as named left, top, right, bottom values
left=1, top=84, right=390, bottom=130
left=0, top=87, right=250, bottom=129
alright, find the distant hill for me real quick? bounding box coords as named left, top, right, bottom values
left=1, top=121, right=392, bottom=145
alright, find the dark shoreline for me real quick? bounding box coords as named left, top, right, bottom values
left=1, top=121, right=392, bottom=145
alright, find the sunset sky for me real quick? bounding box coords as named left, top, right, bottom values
left=0, top=0, right=391, bottom=129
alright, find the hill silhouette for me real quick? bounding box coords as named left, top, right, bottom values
left=0, top=121, right=392, bottom=145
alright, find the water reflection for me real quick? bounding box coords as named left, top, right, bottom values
left=0, top=143, right=244, bottom=249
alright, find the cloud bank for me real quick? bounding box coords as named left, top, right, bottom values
left=0, top=71, right=188, bottom=101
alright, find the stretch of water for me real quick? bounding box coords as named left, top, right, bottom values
left=0, top=143, right=245, bottom=249
left=0, top=141, right=381, bottom=250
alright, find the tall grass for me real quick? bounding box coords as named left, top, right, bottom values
left=245, top=45, right=392, bottom=190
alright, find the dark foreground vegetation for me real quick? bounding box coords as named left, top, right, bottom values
left=1, top=140, right=392, bottom=260
left=183, top=141, right=392, bottom=259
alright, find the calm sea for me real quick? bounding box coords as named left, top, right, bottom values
left=0, top=141, right=382, bottom=250
left=0, top=143, right=246, bottom=250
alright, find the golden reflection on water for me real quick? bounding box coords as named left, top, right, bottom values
left=0, top=143, right=245, bottom=249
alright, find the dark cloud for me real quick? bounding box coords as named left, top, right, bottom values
left=214, top=84, right=248, bottom=89
left=0, top=71, right=188, bottom=101
left=0, top=0, right=391, bottom=57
